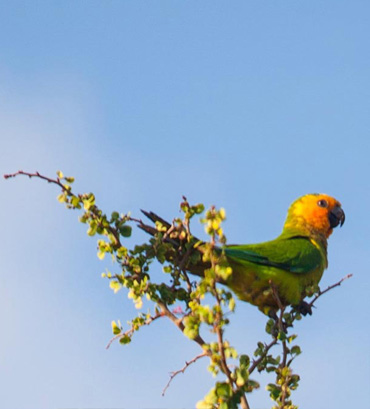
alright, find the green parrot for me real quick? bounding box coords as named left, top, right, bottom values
left=141, top=194, right=345, bottom=316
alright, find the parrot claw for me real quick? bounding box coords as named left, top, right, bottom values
left=296, top=301, right=313, bottom=316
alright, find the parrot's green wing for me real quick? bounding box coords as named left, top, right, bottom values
left=224, top=236, right=324, bottom=274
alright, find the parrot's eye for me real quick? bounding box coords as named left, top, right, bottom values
left=317, top=199, right=328, bottom=208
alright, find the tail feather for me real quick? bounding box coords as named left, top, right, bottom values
left=140, top=210, right=171, bottom=229
left=137, top=222, right=158, bottom=237
left=138, top=210, right=209, bottom=279
left=138, top=210, right=179, bottom=247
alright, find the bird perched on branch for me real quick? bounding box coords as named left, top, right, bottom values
left=140, top=194, right=345, bottom=316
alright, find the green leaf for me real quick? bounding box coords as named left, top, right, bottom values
left=266, top=366, right=277, bottom=373
left=111, top=320, right=121, bottom=335
left=291, top=346, right=302, bottom=355
left=119, top=225, right=132, bottom=237
left=288, top=334, right=297, bottom=343
left=109, top=280, right=121, bottom=293
left=97, top=250, right=105, bottom=260
left=266, top=383, right=281, bottom=400
left=79, top=214, right=88, bottom=223
left=215, top=382, right=232, bottom=399
left=71, top=196, right=81, bottom=208
left=119, top=335, right=131, bottom=345
left=277, top=331, right=287, bottom=341
left=117, top=246, right=127, bottom=258
left=87, top=221, right=98, bottom=236
left=195, top=400, right=214, bottom=409
left=111, top=211, right=119, bottom=221
left=235, top=369, right=246, bottom=387
left=239, top=354, right=250, bottom=368
left=245, top=379, right=260, bottom=392
left=215, top=265, right=232, bottom=281
left=265, top=319, right=275, bottom=335
left=57, top=193, right=66, bottom=203
left=183, top=316, right=200, bottom=340
left=194, top=203, right=205, bottom=214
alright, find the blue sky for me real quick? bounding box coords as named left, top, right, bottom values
left=1, top=1, right=369, bottom=408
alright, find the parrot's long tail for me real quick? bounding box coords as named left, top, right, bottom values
left=138, top=210, right=210, bottom=279
left=139, top=210, right=173, bottom=240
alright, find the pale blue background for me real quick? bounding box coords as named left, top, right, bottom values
left=1, top=1, right=369, bottom=409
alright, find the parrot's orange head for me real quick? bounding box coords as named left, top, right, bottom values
left=284, top=194, right=345, bottom=238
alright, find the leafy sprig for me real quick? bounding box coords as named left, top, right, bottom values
left=4, top=170, right=352, bottom=409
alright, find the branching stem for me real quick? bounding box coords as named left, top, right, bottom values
left=249, top=338, right=278, bottom=374
left=106, top=311, right=164, bottom=349
left=162, top=352, right=207, bottom=396
left=4, top=170, right=71, bottom=191
left=4, top=170, right=353, bottom=409
left=309, top=273, right=353, bottom=307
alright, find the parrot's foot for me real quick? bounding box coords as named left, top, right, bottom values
left=296, top=301, right=313, bottom=316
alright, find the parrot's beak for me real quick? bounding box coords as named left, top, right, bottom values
left=329, top=206, right=345, bottom=228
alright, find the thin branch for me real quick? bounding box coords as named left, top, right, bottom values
left=269, top=281, right=286, bottom=332
left=106, top=311, right=164, bottom=349
left=240, top=388, right=251, bottom=409
left=269, top=281, right=289, bottom=376
left=210, top=247, right=234, bottom=389
left=87, top=211, right=123, bottom=248
left=214, top=292, right=234, bottom=384
left=4, top=170, right=146, bottom=250
left=178, top=243, right=194, bottom=272
left=162, top=223, right=175, bottom=242
left=208, top=225, right=251, bottom=409
left=249, top=338, right=278, bottom=374
left=162, top=352, right=207, bottom=396
left=181, top=269, right=193, bottom=293
left=309, top=273, right=353, bottom=307
left=4, top=170, right=70, bottom=191
left=270, top=280, right=289, bottom=409
left=212, top=280, right=250, bottom=409
left=157, top=300, right=208, bottom=350
left=178, top=244, right=195, bottom=292
left=105, top=332, right=127, bottom=350
left=8, top=170, right=352, bottom=409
